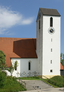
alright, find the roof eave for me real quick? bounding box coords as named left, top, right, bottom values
left=43, top=14, right=61, bottom=16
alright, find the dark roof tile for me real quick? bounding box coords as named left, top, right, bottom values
left=37, top=8, right=60, bottom=21
left=40, top=8, right=60, bottom=16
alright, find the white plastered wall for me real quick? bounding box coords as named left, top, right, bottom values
left=42, top=15, right=60, bottom=76
left=11, top=58, right=37, bottom=77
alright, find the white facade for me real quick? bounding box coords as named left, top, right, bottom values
left=36, top=12, right=61, bottom=78
left=42, top=16, right=60, bottom=76
left=11, top=58, right=38, bottom=77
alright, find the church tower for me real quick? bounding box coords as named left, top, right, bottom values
left=36, top=8, right=61, bottom=78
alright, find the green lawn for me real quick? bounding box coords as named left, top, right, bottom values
left=18, top=76, right=41, bottom=80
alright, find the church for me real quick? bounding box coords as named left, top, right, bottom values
left=0, top=8, right=61, bottom=78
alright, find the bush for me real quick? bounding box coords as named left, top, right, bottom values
left=0, top=71, right=6, bottom=88
left=2, top=70, right=7, bottom=76
left=0, top=75, right=26, bottom=92
left=47, top=76, right=63, bottom=87
left=3, top=76, right=26, bottom=92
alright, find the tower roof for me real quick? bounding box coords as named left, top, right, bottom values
left=37, top=8, right=61, bottom=21
left=39, top=8, right=61, bottom=16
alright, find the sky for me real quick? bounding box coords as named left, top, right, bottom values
left=0, top=0, right=63, bottom=54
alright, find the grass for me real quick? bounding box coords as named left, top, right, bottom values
left=18, top=76, right=41, bottom=80
left=0, top=72, right=27, bottom=92
left=42, top=76, right=64, bottom=87
left=42, top=78, right=57, bottom=87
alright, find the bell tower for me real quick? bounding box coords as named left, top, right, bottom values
left=36, top=8, right=61, bottom=78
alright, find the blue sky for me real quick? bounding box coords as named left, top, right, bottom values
left=0, top=0, right=64, bottom=54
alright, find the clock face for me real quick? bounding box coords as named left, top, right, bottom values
left=49, top=28, right=54, bottom=34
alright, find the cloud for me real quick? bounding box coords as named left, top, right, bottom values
left=0, top=6, right=34, bottom=34
left=21, top=17, right=34, bottom=25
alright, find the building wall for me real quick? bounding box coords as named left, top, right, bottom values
left=36, top=12, right=43, bottom=75
left=11, top=58, right=37, bottom=77
left=42, top=16, right=60, bottom=76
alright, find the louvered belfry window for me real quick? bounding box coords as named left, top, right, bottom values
left=50, top=17, right=53, bottom=27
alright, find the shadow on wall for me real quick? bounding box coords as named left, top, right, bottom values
left=13, top=39, right=37, bottom=58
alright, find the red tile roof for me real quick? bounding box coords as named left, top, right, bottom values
left=0, top=37, right=37, bottom=67
left=60, top=63, right=64, bottom=70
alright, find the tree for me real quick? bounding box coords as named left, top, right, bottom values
left=8, top=63, right=14, bottom=76
left=7, top=61, right=18, bottom=76
left=61, top=53, right=64, bottom=66
left=0, top=50, right=6, bottom=70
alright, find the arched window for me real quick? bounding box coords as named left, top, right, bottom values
left=15, top=61, right=17, bottom=71
left=15, top=66, right=17, bottom=70
left=39, top=20, right=40, bottom=29
left=50, top=17, right=53, bottom=27
left=28, top=62, right=31, bottom=70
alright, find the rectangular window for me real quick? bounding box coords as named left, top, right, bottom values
left=51, top=39, right=52, bottom=42
left=50, top=60, right=52, bottom=64
left=50, top=70, right=53, bottom=72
